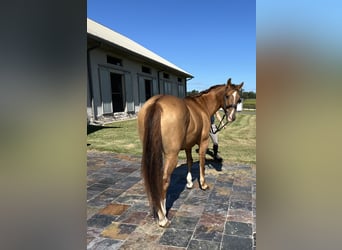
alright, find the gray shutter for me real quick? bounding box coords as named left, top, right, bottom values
left=99, top=68, right=112, bottom=114
left=125, top=73, right=134, bottom=112
left=152, top=78, right=158, bottom=95
left=172, top=82, right=178, bottom=96
left=138, top=76, right=146, bottom=104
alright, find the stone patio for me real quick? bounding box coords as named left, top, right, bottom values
left=87, top=151, right=256, bottom=249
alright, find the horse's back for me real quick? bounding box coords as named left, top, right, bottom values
left=138, top=95, right=190, bottom=152
left=159, top=95, right=190, bottom=152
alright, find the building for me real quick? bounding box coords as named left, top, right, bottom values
left=87, top=18, right=193, bottom=123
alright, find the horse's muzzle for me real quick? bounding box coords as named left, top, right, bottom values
left=227, top=110, right=236, bottom=122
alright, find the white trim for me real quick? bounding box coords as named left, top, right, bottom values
left=87, top=18, right=192, bottom=77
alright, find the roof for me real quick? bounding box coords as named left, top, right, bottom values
left=87, top=18, right=193, bottom=78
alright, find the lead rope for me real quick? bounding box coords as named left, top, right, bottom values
left=210, top=112, right=230, bottom=134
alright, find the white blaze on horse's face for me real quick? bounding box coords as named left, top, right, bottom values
left=227, top=91, right=238, bottom=122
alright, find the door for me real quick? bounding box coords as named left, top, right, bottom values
left=110, top=73, right=125, bottom=112
left=144, top=79, right=152, bottom=100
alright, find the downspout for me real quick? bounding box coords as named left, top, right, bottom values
left=87, top=43, right=101, bottom=123
left=186, top=76, right=194, bottom=96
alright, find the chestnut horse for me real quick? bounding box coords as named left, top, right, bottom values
left=137, top=78, right=243, bottom=227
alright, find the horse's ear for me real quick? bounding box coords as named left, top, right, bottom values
left=226, top=78, right=232, bottom=87
left=238, top=82, right=244, bottom=89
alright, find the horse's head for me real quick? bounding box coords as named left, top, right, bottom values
left=223, top=78, right=244, bottom=122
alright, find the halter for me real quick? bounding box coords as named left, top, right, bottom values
left=210, top=93, right=240, bottom=134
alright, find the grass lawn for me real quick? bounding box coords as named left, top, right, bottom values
left=242, top=99, right=256, bottom=109
left=87, top=112, right=256, bottom=165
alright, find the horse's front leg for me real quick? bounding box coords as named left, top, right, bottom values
left=199, top=139, right=210, bottom=190
left=185, top=148, right=194, bottom=189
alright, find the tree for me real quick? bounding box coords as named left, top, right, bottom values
left=186, top=89, right=199, bottom=96
left=241, top=89, right=256, bottom=99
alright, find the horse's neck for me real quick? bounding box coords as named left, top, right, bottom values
left=186, top=85, right=224, bottom=116
left=196, top=94, right=221, bottom=116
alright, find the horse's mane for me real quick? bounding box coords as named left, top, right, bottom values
left=185, top=84, right=225, bottom=99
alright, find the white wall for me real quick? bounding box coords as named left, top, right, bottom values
left=88, top=47, right=187, bottom=119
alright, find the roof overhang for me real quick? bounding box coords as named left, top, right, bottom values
left=87, top=18, right=193, bottom=79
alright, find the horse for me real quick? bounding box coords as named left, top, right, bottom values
left=137, top=78, right=243, bottom=227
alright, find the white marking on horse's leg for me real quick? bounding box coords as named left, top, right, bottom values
left=161, top=198, right=166, bottom=215
left=158, top=198, right=170, bottom=227
left=186, top=172, right=193, bottom=189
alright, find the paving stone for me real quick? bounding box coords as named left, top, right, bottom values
left=87, top=183, right=110, bottom=200
left=119, top=231, right=160, bottom=249
left=184, top=195, right=208, bottom=206
left=87, top=206, right=101, bottom=220
left=87, top=188, right=125, bottom=207
left=193, top=224, right=223, bottom=242
left=98, top=203, right=130, bottom=216
left=176, top=204, right=205, bottom=217
left=203, top=201, right=229, bottom=216
left=224, top=221, right=253, bottom=237
left=87, top=237, right=123, bottom=250
left=117, top=167, right=138, bottom=174
left=87, top=227, right=103, bottom=244
left=227, top=209, right=253, bottom=224
left=101, top=222, right=137, bottom=240
left=87, top=214, right=116, bottom=228
left=232, top=185, right=252, bottom=193
left=188, top=239, right=221, bottom=250
left=229, top=200, right=253, bottom=211
left=87, top=151, right=256, bottom=250
left=115, top=193, right=148, bottom=205
left=198, top=213, right=226, bottom=230
left=230, top=191, right=252, bottom=202
left=215, top=178, right=234, bottom=188
left=134, top=217, right=166, bottom=236
left=169, top=216, right=199, bottom=230
left=98, top=176, right=123, bottom=185
left=115, top=210, right=148, bottom=225
left=125, top=181, right=147, bottom=196
left=221, top=235, right=253, bottom=250
left=207, top=188, right=230, bottom=204
left=159, top=228, right=193, bottom=247
left=111, top=176, right=141, bottom=190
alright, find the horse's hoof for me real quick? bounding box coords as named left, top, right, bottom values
left=186, top=182, right=193, bottom=189
left=200, top=183, right=209, bottom=190
left=159, top=218, right=170, bottom=227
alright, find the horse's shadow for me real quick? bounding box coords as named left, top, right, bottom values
left=165, top=159, right=222, bottom=212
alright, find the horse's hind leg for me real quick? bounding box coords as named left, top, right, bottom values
left=199, top=139, right=210, bottom=190
left=157, top=153, right=178, bottom=227
left=185, top=148, right=194, bottom=189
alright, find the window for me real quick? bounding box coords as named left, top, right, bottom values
left=177, top=77, right=182, bottom=83
left=107, top=55, right=122, bottom=66
left=142, top=66, right=151, bottom=74
left=163, top=73, right=170, bottom=79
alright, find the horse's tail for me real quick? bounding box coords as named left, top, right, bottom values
left=141, top=99, right=163, bottom=215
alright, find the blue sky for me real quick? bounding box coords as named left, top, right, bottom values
left=257, top=1, right=342, bottom=57
left=87, top=0, right=256, bottom=92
